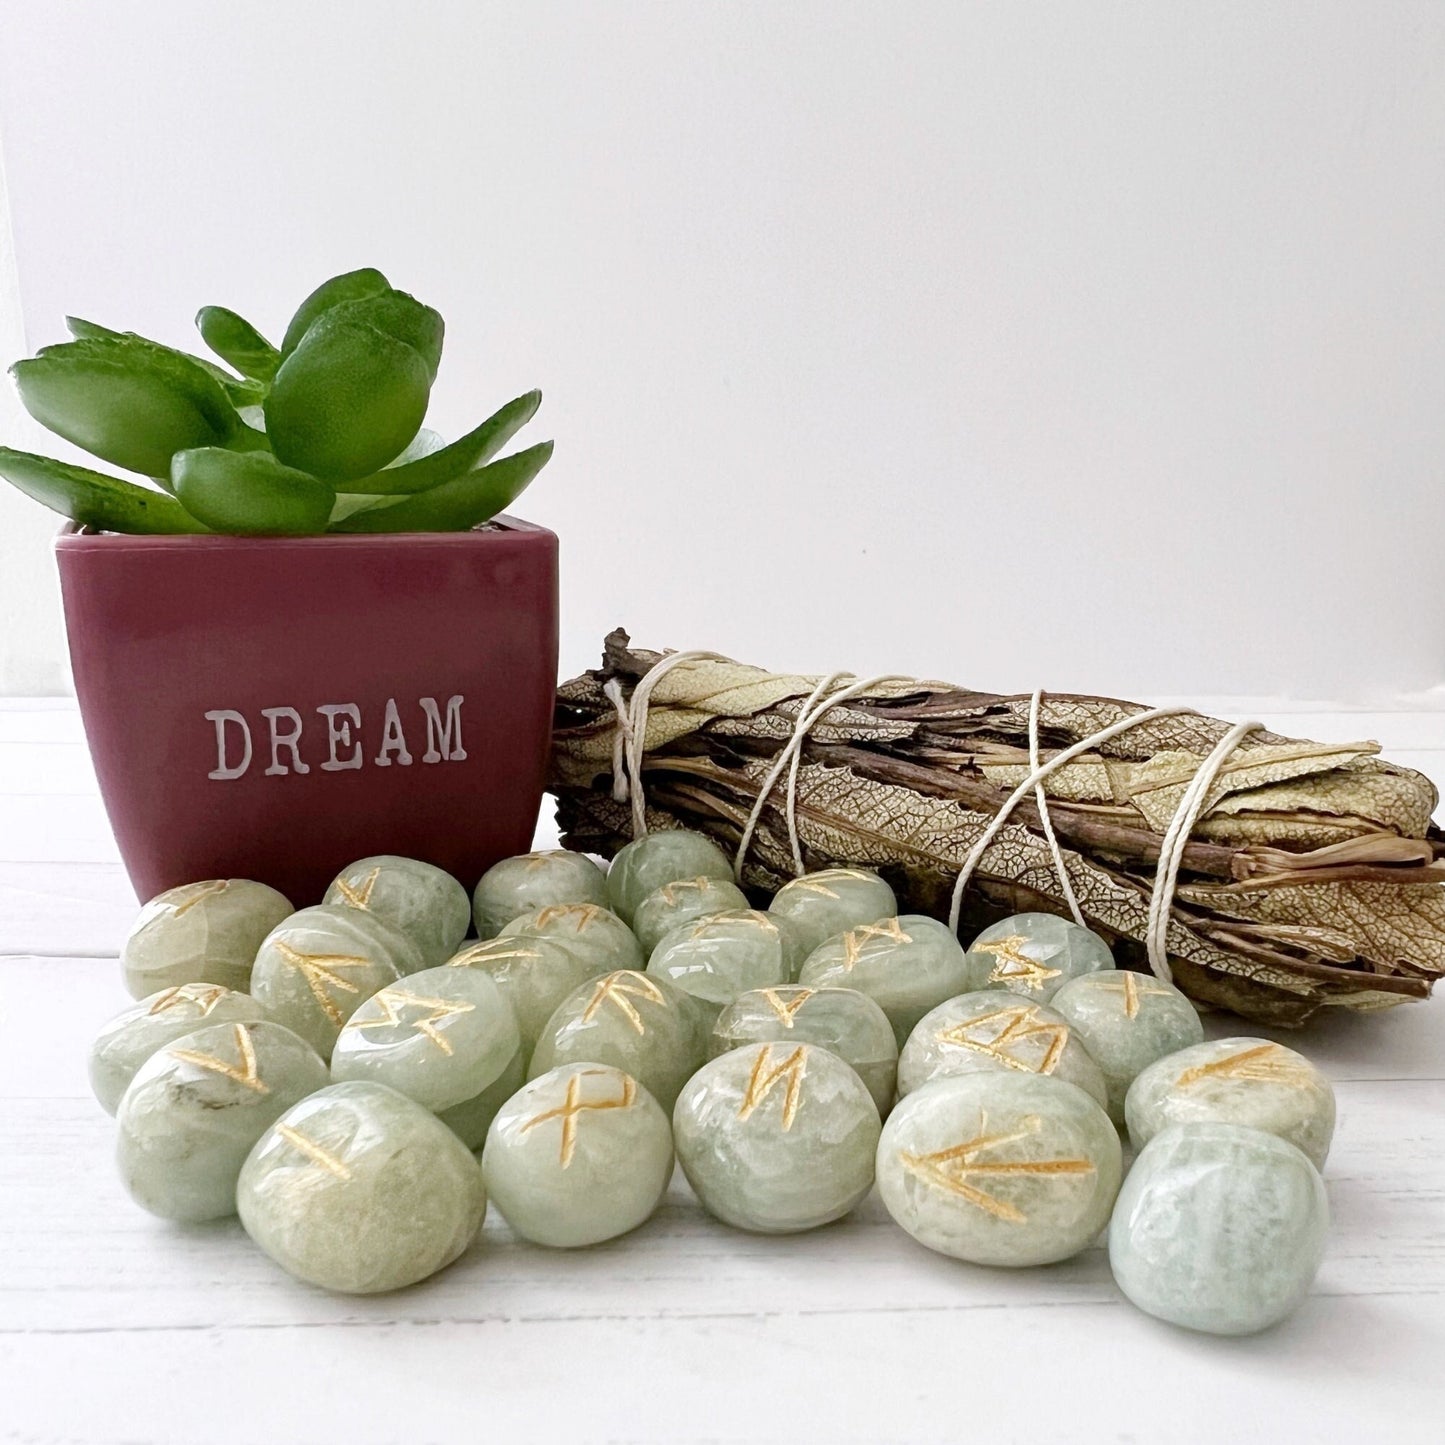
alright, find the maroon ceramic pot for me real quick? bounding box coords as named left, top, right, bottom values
left=55, top=518, right=558, bottom=906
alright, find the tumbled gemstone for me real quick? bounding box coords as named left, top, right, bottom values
left=605, top=830, right=735, bottom=925
left=963, top=912, right=1114, bottom=1002
left=324, top=854, right=469, bottom=971
left=633, top=875, right=751, bottom=957
left=471, top=850, right=609, bottom=939
left=647, top=909, right=796, bottom=1021
left=500, top=902, right=644, bottom=975
left=767, top=868, right=897, bottom=958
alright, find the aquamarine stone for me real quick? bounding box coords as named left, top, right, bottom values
left=238, top=1081, right=486, bottom=1294
left=250, top=905, right=422, bottom=1060
left=647, top=909, right=796, bottom=1021
left=445, top=934, right=605, bottom=1061
left=674, top=1042, right=880, bottom=1233
left=1050, top=971, right=1204, bottom=1122
left=1125, top=1037, right=1336, bottom=1169
left=323, top=854, right=470, bottom=971
left=500, top=902, right=644, bottom=975
left=709, top=985, right=899, bottom=1116
left=121, top=879, right=293, bottom=999
left=116, top=1020, right=328, bottom=1221
left=1109, top=1122, right=1329, bottom=1335
left=471, top=849, right=610, bottom=939
left=767, top=868, right=897, bottom=958
left=897, top=991, right=1108, bottom=1110
left=876, top=1072, right=1121, bottom=1267
left=798, top=915, right=970, bottom=1048
left=330, top=965, right=522, bottom=1148
left=633, top=875, right=752, bottom=957
left=964, top=912, right=1115, bottom=1002
left=482, top=1063, right=674, bottom=1247
left=606, top=830, right=735, bottom=925
left=528, top=969, right=709, bottom=1112
left=89, top=983, right=269, bottom=1116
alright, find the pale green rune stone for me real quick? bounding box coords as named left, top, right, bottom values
left=964, top=912, right=1115, bottom=1002
left=471, top=849, right=610, bottom=939
left=606, top=829, right=735, bottom=925
left=710, top=985, right=899, bottom=1117
left=1125, top=1036, right=1336, bottom=1170
left=500, top=902, right=645, bottom=975
left=767, top=868, right=898, bottom=958
left=673, top=1042, right=880, bottom=1234
left=238, top=1081, right=486, bottom=1294
left=896, top=991, right=1108, bottom=1110
left=121, top=879, right=293, bottom=999
left=330, top=966, right=522, bottom=1148
left=798, top=915, right=970, bottom=1048
left=445, top=934, right=605, bottom=1061
left=324, top=854, right=469, bottom=971
left=90, top=983, right=269, bottom=1115
left=647, top=909, right=796, bottom=1022
left=876, top=1072, right=1122, bottom=1267
left=483, top=1063, right=674, bottom=1247
left=633, top=874, right=751, bottom=957
left=528, top=969, right=709, bottom=1112
left=116, top=1019, right=328, bottom=1221
left=250, top=905, right=421, bottom=1060
left=1109, top=1123, right=1329, bottom=1335
left=1050, top=970, right=1204, bottom=1122
left=437, top=1049, right=526, bottom=1151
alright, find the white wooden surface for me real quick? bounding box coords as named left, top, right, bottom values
left=2, top=698, right=1443, bottom=1445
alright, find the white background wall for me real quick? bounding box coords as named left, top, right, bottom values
left=0, top=2, right=1442, bottom=702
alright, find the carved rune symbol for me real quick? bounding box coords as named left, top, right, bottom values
left=738, top=1045, right=808, bottom=1130
left=333, top=867, right=380, bottom=910
left=791, top=878, right=841, bottom=899
left=900, top=1113, right=1095, bottom=1222
left=582, top=972, right=666, bottom=1034
left=1092, top=970, right=1171, bottom=1019
left=841, top=918, right=912, bottom=970
left=657, top=877, right=708, bottom=905
left=1174, top=1044, right=1314, bottom=1091
left=166, top=879, right=230, bottom=916
left=973, top=935, right=1062, bottom=992
left=351, top=988, right=475, bottom=1056
left=760, top=987, right=815, bottom=1028
left=170, top=1023, right=269, bottom=1094
left=937, top=1005, right=1070, bottom=1075
left=534, top=903, right=605, bottom=931
left=523, top=850, right=572, bottom=871
left=520, top=1069, right=637, bottom=1167
left=146, top=982, right=231, bottom=1017
left=272, top=941, right=371, bottom=1024
left=448, top=942, right=543, bottom=969
left=275, top=1124, right=353, bottom=1181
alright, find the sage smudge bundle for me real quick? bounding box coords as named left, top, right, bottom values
left=550, top=632, right=1445, bottom=1026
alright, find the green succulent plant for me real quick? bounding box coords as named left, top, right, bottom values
left=0, top=268, right=552, bottom=535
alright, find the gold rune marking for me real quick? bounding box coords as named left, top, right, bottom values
left=333, top=866, right=380, bottom=910
left=167, top=879, right=230, bottom=916
left=973, top=935, right=1062, bottom=992
left=276, top=1124, right=353, bottom=1181
left=170, top=1023, right=269, bottom=1095
left=899, top=1113, right=1095, bottom=1222
left=519, top=1069, right=638, bottom=1167
left=351, top=988, right=475, bottom=1056
left=690, top=912, right=778, bottom=940
left=841, top=917, right=911, bottom=970
left=146, top=982, right=230, bottom=1017
left=534, top=903, right=605, bottom=931
left=658, top=877, right=709, bottom=905
left=1092, top=971, right=1171, bottom=1019
left=448, top=944, right=542, bottom=968
left=791, top=878, right=841, bottom=899
left=523, top=850, right=571, bottom=871
left=1175, top=1044, right=1314, bottom=1091
left=760, top=988, right=815, bottom=1028
left=581, top=972, right=666, bottom=1034
left=937, top=1005, right=1070, bottom=1076
left=738, top=1045, right=808, bottom=1130
left=272, top=942, right=370, bottom=1025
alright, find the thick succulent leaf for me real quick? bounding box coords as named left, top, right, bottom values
left=0, top=446, right=207, bottom=534
left=171, top=447, right=334, bottom=535
left=323, top=290, right=444, bottom=381
left=328, top=440, right=552, bottom=532
left=195, top=306, right=280, bottom=383
left=264, top=315, right=431, bottom=482
left=12, top=336, right=239, bottom=477
left=66, top=318, right=264, bottom=407
left=280, top=267, right=389, bottom=356
left=345, top=389, right=541, bottom=495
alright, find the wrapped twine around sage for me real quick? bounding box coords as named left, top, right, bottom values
left=549, top=631, right=1445, bottom=1027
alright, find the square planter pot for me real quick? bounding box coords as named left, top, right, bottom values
left=55, top=518, right=558, bottom=906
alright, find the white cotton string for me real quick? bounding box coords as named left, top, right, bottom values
left=947, top=702, right=1262, bottom=982
left=1028, top=689, right=1086, bottom=928
left=602, top=679, right=633, bottom=806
